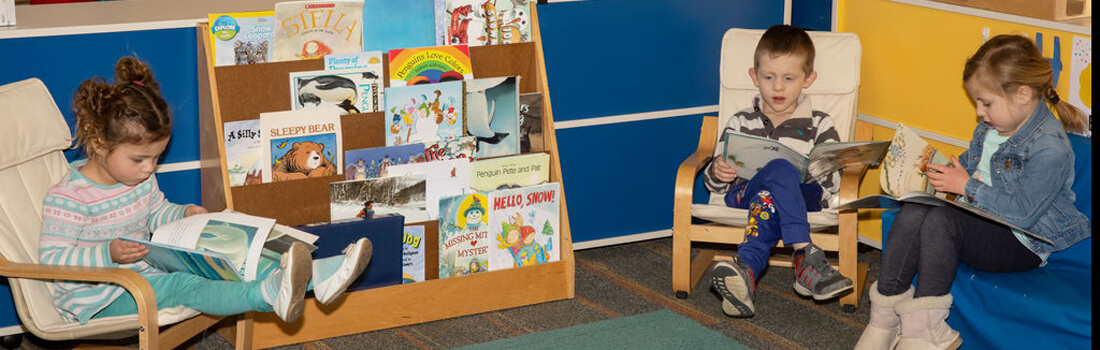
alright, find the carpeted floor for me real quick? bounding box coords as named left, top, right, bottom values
left=15, top=237, right=881, bottom=349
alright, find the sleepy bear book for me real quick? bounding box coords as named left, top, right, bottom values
left=488, top=182, right=560, bottom=270
left=438, top=192, right=491, bottom=278
left=259, top=107, right=343, bottom=183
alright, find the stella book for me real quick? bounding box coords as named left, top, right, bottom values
left=835, top=124, right=1053, bottom=244
left=273, top=0, right=363, bottom=61
left=488, top=182, right=560, bottom=270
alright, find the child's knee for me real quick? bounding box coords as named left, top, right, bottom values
left=760, top=159, right=800, bottom=181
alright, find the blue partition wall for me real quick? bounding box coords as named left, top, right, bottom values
left=0, top=1, right=811, bottom=246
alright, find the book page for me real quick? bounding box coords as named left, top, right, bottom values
left=898, top=192, right=1053, bottom=244
left=148, top=212, right=276, bottom=280
left=806, top=141, right=891, bottom=180
left=722, top=132, right=807, bottom=180
left=880, top=124, right=950, bottom=197
left=124, top=237, right=243, bottom=281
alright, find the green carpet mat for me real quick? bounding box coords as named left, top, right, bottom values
left=454, top=309, right=751, bottom=350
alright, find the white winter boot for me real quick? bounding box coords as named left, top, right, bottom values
left=895, top=294, right=961, bottom=350
left=854, top=281, right=914, bottom=350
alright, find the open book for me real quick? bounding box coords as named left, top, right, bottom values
left=835, top=124, right=1052, bottom=244
left=721, top=131, right=891, bottom=182
left=122, top=211, right=319, bottom=281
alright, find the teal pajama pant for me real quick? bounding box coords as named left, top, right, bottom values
left=94, top=256, right=344, bottom=319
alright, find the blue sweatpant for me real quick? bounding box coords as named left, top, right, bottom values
left=724, top=159, right=823, bottom=279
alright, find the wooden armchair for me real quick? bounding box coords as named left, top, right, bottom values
left=672, top=29, right=870, bottom=311
left=0, top=78, right=249, bottom=349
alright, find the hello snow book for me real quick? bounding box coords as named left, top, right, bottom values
left=488, top=182, right=560, bottom=270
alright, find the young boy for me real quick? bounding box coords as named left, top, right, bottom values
left=705, top=24, right=853, bottom=318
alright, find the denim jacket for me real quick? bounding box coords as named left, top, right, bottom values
left=958, top=102, right=1091, bottom=254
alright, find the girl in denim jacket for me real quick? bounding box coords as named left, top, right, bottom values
left=855, top=35, right=1090, bottom=350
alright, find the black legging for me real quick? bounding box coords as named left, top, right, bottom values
left=878, top=203, right=1042, bottom=297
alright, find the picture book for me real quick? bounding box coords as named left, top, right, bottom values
left=254, top=223, right=320, bottom=280
left=402, top=224, right=426, bottom=283
left=362, top=0, right=437, bottom=52
left=329, top=174, right=429, bottom=222
left=324, top=50, right=384, bottom=71
left=469, top=152, right=550, bottom=192
left=466, top=76, right=521, bottom=158
left=208, top=11, right=275, bottom=67
left=273, top=0, right=363, bottom=61
left=388, top=44, right=473, bottom=86
left=491, top=0, right=532, bottom=44
left=123, top=211, right=277, bottom=281
left=879, top=124, right=950, bottom=197
left=384, top=81, right=465, bottom=146
left=423, top=136, right=477, bottom=162
left=386, top=158, right=472, bottom=220
left=488, top=182, right=560, bottom=270
left=721, top=132, right=891, bottom=182
left=259, top=108, right=343, bottom=183
left=432, top=0, right=447, bottom=45
left=443, top=0, right=492, bottom=47
left=289, top=68, right=383, bottom=114
left=518, top=92, right=543, bottom=153
left=223, top=119, right=263, bottom=187
left=438, top=192, right=491, bottom=278
left=0, top=0, right=14, bottom=27
left=835, top=191, right=1054, bottom=245
left=344, top=143, right=427, bottom=180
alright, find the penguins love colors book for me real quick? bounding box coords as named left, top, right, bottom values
left=388, top=44, right=473, bottom=86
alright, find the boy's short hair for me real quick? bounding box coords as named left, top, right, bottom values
left=754, top=24, right=815, bottom=76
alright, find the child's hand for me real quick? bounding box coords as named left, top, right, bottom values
left=184, top=205, right=208, bottom=217
left=110, top=238, right=149, bottom=264
left=711, top=159, right=739, bottom=183
left=926, top=155, right=968, bottom=195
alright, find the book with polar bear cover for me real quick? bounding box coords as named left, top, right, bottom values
left=384, top=81, right=465, bottom=147
left=487, top=182, right=560, bottom=271
left=259, top=108, right=343, bottom=183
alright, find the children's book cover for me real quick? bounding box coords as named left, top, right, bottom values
left=518, top=92, right=543, bottom=153
left=344, top=143, right=426, bottom=180
left=432, top=0, right=447, bottom=45
left=323, top=50, right=384, bottom=71
left=423, top=135, right=477, bottom=162
left=492, top=0, right=531, bottom=44
left=289, top=68, right=382, bottom=115
left=879, top=124, right=950, bottom=197
left=386, top=158, right=472, bottom=220
left=469, top=152, right=549, bottom=192
left=466, top=76, right=520, bottom=158
left=402, top=224, right=426, bottom=283
left=0, top=0, right=14, bottom=27
left=488, top=182, right=560, bottom=270
left=274, top=0, right=363, bottom=61
left=224, top=119, right=263, bottom=187
left=259, top=108, right=343, bottom=183
left=208, top=11, right=275, bottom=67
left=330, top=174, right=429, bottom=222
left=438, top=192, right=491, bottom=278
left=388, top=44, right=473, bottom=86
left=362, top=0, right=436, bottom=52
left=385, top=81, right=465, bottom=146
left=443, top=0, right=492, bottom=47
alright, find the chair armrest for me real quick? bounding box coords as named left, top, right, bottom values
left=0, top=256, right=159, bottom=326
left=838, top=164, right=869, bottom=212
left=674, top=116, right=719, bottom=207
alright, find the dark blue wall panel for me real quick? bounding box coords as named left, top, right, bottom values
left=793, top=0, right=833, bottom=31
left=0, top=28, right=200, bottom=166
left=538, top=0, right=783, bottom=121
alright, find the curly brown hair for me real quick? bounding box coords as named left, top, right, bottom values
left=72, top=56, right=172, bottom=157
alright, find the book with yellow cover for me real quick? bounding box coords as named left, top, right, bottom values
left=208, top=11, right=276, bottom=66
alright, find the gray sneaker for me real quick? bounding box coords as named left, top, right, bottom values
left=710, top=260, right=755, bottom=317
left=792, top=243, right=854, bottom=300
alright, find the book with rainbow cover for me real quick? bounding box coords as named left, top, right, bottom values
left=388, top=44, right=473, bottom=86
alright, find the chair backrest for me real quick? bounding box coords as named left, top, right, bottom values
left=0, top=78, right=78, bottom=335
left=717, top=28, right=862, bottom=143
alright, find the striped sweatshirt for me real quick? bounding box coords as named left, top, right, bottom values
left=39, top=159, right=188, bottom=324
left=704, top=94, right=842, bottom=207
